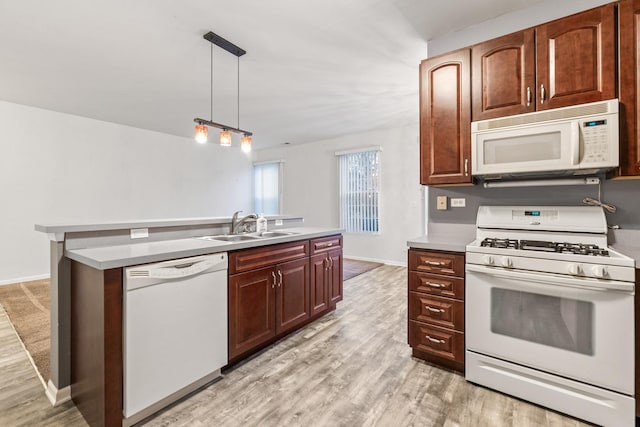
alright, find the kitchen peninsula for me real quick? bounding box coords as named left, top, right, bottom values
left=35, top=215, right=343, bottom=427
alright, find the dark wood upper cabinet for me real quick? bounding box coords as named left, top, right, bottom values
left=472, top=29, right=535, bottom=121
left=619, top=0, right=640, bottom=177
left=535, top=4, right=616, bottom=110
left=471, top=4, right=615, bottom=121
left=420, top=48, right=472, bottom=186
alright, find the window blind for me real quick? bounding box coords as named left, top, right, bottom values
left=338, top=150, right=380, bottom=234
left=254, top=162, right=281, bottom=215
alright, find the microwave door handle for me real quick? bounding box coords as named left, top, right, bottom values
left=570, top=121, right=580, bottom=165
left=465, top=264, right=634, bottom=293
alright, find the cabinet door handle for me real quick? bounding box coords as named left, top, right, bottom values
left=277, top=270, right=283, bottom=287
left=526, top=86, right=531, bottom=106
left=324, top=257, right=329, bottom=270
left=425, top=260, right=445, bottom=266
left=425, top=305, right=445, bottom=313
left=425, top=281, right=445, bottom=288
left=330, top=257, right=334, bottom=269
left=271, top=271, right=276, bottom=289
left=425, top=335, right=445, bottom=344
left=540, top=84, right=545, bottom=104
left=464, top=158, right=469, bottom=176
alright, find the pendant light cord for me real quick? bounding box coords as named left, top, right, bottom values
left=210, top=44, right=213, bottom=121
left=237, top=56, right=240, bottom=129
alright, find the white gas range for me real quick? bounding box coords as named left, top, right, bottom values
left=465, top=205, right=635, bottom=427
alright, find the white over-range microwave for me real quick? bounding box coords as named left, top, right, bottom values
left=471, top=99, right=619, bottom=180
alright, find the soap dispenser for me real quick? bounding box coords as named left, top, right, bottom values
left=256, top=214, right=267, bottom=233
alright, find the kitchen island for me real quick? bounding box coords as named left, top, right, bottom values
left=35, top=216, right=342, bottom=427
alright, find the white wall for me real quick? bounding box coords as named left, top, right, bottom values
left=428, top=0, right=615, bottom=57
left=254, top=125, right=423, bottom=265
left=0, top=100, right=253, bottom=283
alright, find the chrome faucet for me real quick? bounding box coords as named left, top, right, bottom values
left=231, top=210, right=258, bottom=234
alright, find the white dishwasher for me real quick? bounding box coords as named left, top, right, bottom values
left=123, top=252, right=228, bottom=425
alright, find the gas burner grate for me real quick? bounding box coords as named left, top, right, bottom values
left=555, top=242, right=609, bottom=257
left=480, top=238, right=610, bottom=256
left=480, top=238, right=519, bottom=249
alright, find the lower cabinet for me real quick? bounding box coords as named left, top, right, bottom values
left=229, top=258, right=310, bottom=360
left=228, top=235, right=342, bottom=362
left=310, top=248, right=343, bottom=316
left=408, top=248, right=465, bottom=372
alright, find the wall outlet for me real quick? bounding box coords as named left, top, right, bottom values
left=130, top=228, right=149, bottom=239
left=275, top=219, right=283, bottom=226
left=436, top=196, right=447, bottom=210
left=451, top=198, right=466, bottom=208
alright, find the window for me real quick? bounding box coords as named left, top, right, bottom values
left=253, top=161, right=282, bottom=215
left=337, top=148, right=380, bottom=234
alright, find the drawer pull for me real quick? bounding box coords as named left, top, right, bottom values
left=424, top=260, right=445, bottom=266
left=425, top=335, right=445, bottom=344
left=425, top=281, right=445, bottom=288
left=425, top=305, right=445, bottom=313
left=327, top=243, right=333, bottom=247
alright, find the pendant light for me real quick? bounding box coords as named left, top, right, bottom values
left=193, top=31, right=253, bottom=149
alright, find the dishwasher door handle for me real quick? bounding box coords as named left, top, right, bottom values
left=148, top=259, right=214, bottom=279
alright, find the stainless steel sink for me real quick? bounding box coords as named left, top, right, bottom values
left=199, top=234, right=261, bottom=242
left=253, top=231, right=298, bottom=238
left=198, top=230, right=299, bottom=242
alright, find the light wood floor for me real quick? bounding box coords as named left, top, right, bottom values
left=0, top=266, right=589, bottom=427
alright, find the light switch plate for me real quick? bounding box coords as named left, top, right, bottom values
left=436, top=196, right=447, bottom=210
left=451, top=198, right=466, bottom=208
left=130, top=228, right=149, bottom=239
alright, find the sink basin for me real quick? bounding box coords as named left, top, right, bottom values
left=199, top=234, right=261, bottom=242
left=253, top=231, right=299, bottom=238
left=198, top=230, right=299, bottom=242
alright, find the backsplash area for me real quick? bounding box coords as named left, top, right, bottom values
left=428, top=179, right=640, bottom=229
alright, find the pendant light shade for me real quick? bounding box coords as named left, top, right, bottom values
left=194, top=124, right=208, bottom=143
left=241, top=134, right=252, bottom=152
left=219, top=130, right=232, bottom=146
left=193, top=31, right=254, bottom=148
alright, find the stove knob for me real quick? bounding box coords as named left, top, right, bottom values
left=568, top=264, right=582, bottom=276
left=591, top=265, right=607, bottom=278
left=482, top=255, right=494, bottom=265
left=501, top=257, right=513, bottom=268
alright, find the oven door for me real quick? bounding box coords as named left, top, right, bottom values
left=465, top=264, right=634, bottom=394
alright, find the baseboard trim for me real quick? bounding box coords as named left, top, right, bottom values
left=46, top=380, right=71, bottom=407
left=343, top=255, right=406, bottom=267
left=0, top=274, right=49, bottom=286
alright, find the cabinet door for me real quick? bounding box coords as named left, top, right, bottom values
left=472, top=29, right=535, bottom=121
left=228, top=267, right=276, bottom=359
left=275, top=258, right=310, bottom=334
left=619, top=0, right=640, bottom=177
left=328, top=249, right=343, bottom=305
left=419, top=49, right=472, bottom=185
left=310, top=253, right=330, bottom=316
left=535, top=4, right=616, bottom=111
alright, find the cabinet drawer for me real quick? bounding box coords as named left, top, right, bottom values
left=409, top=292, right=464, bottom=331
left=409, top=272, right=464, bottom=299
left=408, top=249, right=464, bottom=276
left=310, top=235, right=343, bottom=255
left=409, top=320, right=464, bottom=364
left=229, top=240, right=310, bottom=275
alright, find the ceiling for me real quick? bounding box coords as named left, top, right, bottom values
left=0, top=0, right=540, bottom=149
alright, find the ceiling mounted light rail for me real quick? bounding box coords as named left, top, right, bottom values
left=194, top=31, right=252, bottom=151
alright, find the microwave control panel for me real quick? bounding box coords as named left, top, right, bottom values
left=581, top=119, right=609, bottom=163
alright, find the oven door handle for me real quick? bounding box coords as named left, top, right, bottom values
left=466, top=264, right=635, bottom=293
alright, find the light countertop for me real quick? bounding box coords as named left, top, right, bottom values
left=66, top=227, right=342, bottom=270
left=407, top=223, right=476, bottom=253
